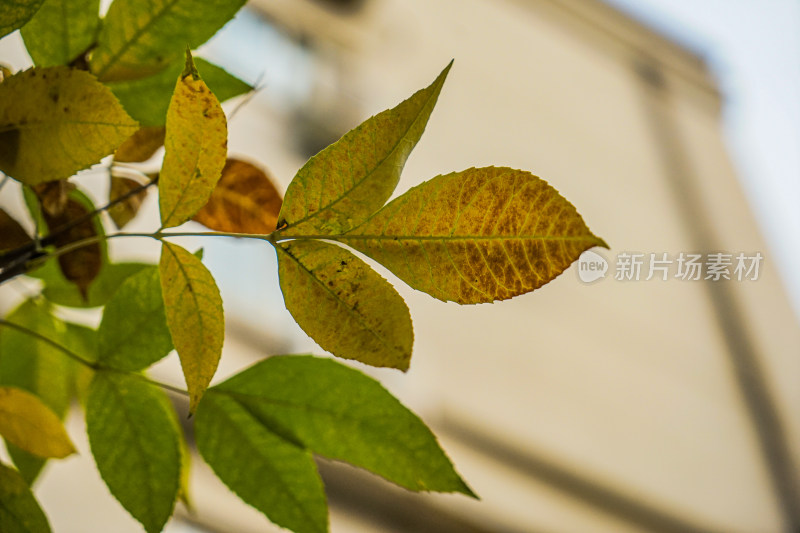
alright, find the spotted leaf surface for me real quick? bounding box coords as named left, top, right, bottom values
left=344, top=167, right=608, bottom=303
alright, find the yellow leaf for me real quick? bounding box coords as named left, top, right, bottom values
left=344, top=167, right=608, bottom=304
left=108, top=176, right=148, bottom=229
left=114, top=126, right=166, bottom=163
left=0, top=387, right=76, bottom=458
left=0, top=66, right=138, bottom=185
left=159, top=241, right=224, bottom=413
left=278, top=62, right=451, bottom=237
left=193, top=158, right=282, bottom=234
left=159, top=52, right=227, bottom=229
left=0, top=208, right=31, bottom=252
left=277, top=240, right=413, bottom=370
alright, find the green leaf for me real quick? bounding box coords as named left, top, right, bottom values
left=0, top=387, right=75, bottom=458
left=195, top=393, right=327, bottom=533
left=0, top=0, right=45, bottom=39
left=27, top=261, right=146, bottom=308
left=109, top=58, right=251, bottom=127
left=0, top=300, right=92, bottom=483
left=159, top=52, right=228, bottom=228
left=277, top=61, right=451, bottom=237
left=85, top=371, right=180, bottom=533
left=159, top=241, right=224, bottom=413
left=343, top=167, right=608, bottom=303
left=212, top=355, right=474, bottom=496
left=0, top=67, right=138, bottom=185
left=89, top=0, right=246, bottom=81
left=97, top=266, right=173, bottom=371
left=20, top=0, right=100, bottom=66
left=276, top=240, right=413, bottom=371
left=0, top=461, right=51, bottom=533
left=0, top=300, right=74, bottom=417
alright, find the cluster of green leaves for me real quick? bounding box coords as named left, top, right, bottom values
left=0, top=1, right=606, bottom=532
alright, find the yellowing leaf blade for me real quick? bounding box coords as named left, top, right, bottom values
left=159, top=242, right=224, bottom=413
left=193, top=158, right=282, bottom=234
left=344, top=167, right=608, bottom=303
left=159, top=53, right=227, bottom=229
left=0, top=387, right=75, bottom=459
left=277, top=240, right=413, bottom=371
left=0, top=67, right=138, bottom=185
left=278, top=62, right=451, bottom=237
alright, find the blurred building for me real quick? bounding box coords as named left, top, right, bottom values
left=6, top=0, right=798, bottom=532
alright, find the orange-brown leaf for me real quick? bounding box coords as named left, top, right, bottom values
left=44, top=198, right=101, bottom=299
left=114, top=126, right=166, bottom=163
left=192, top=158, right=282, bottom=234
left=32, top=180, right=75, bottom=216
left=108, top=175, right=148, bottom=228
left=0, top=208, right=31, bottom=251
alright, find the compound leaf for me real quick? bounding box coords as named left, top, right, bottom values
left=90, top=0, right=246, bottom=81
left=159, top=241, right=224, bottom=413
left=0, top=387, right=75, bottom=458
left=195, top=393, right=327, bottom=533
left=278, top=61, right=451, bottom=237
left=213, top=355, right=474, bottom=495
left=277, top=240, right=413, bottom=371
left=97, top=266, right=173, bottom=371
left=193, top=158, right=282, bottom=234
left=343, top=167, right=608, bottom=303
left=0, top=0, right=45, bottom=39
left=0, top=67, right=138, bottom=185
left=0, top=461, right=51, bottom=533
left=20, top=0, right=100, bottom=67
left=86, top=371, right=180, bottom=533
left=110, top=58, right=251, bottom=127
left=159, top=52, right=227, bottom=229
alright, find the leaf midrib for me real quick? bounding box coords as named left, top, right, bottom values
left=93, top=0, right=183, bottom=79
left=278, top=244, right=406, bottom=364
left=281, top=75, right=444, bottom=233
left=283, top=233, right=602, bottom=242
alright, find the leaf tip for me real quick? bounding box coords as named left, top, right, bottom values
left=182, top=48, right=200, bottom=81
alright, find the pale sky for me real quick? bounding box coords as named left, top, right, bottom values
left=602, top=0, right=800, bottom=319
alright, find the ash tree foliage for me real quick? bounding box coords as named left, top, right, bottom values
left=0, top=0, right=607, bottom=532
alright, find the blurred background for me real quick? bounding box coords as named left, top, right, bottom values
left=1, top=0, right=799, bottom=531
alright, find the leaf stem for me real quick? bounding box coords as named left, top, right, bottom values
left=0, top=318, right=99, bottom=370
left=0, top=319, right=190, bottom=398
